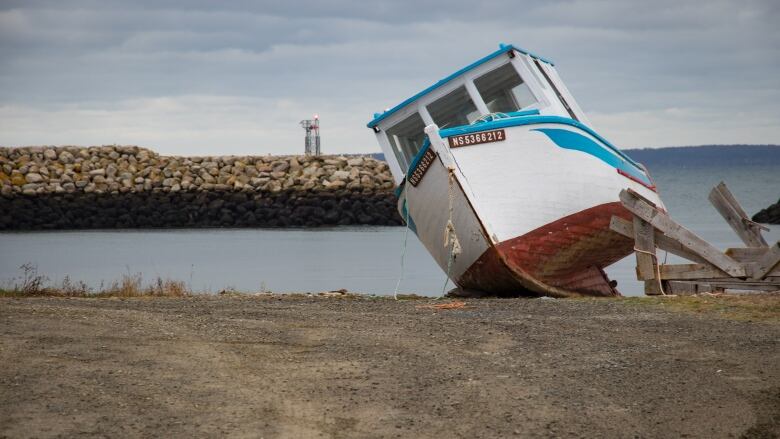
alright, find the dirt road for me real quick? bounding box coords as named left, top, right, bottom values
left=1, top=295, right=778, bottom=438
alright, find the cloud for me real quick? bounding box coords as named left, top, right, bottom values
left=0, top=95, right=381, bottom=155
left=0, top=0, right=778, bottom=153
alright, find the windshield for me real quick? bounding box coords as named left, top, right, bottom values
left=426, top=86, right=480, bottom=129
left=474, top=63, right=536, bottom=113
left=385, top=112, right=426, bottom=171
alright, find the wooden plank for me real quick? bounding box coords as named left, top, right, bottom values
left=620, top=189, right=746, bottom=278
left=610, top=216, right=709, bottom=264
left=630, top=215, right=663, bottom=295
left=698, top=282, right=779, bottom=291
left=725, top=247, right=769, bottom=262
left=712, top=182, right=769, bottom=233
left=752, top=242, right=780, bottom=279
left=665, top=281, right=722, bottom=295
left=664, top=281, right=703, bottom=295
left=644, top=281, right=663, bottom=296
left=713, top=182, right=750, bottom=218
left=658, top=263, right=728, bottom=280
left=665, top=280, right=778, bottom=293
left=633, top=216, right=656, bottom=281
left=709, top=182, right=768, bottom=248
left=610, top=215, right=635, bottom=238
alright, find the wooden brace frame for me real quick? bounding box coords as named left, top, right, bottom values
left=611, top=183, right=779, bottom=295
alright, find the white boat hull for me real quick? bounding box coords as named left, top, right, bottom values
left=399, top=120, right=664, bottom=297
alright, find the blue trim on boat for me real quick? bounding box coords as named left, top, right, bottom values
left=531, top=128, right=653, bottom=186
left=394, top=180, right=405, bottom=198
left=473, top=109, right=540, bottom=123
left=366, top=44, right=554, bottom=129
left=506, top=108, right=540, bottom=117
left=438, top=115, right=644, bottom=170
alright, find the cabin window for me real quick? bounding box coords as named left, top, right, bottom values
left=533, top=59, right=579, bottom=121
left=426, top=86, right=480, bottom=129
left=474, top=63, right=536, bottom=113
left=386, top=112, right=426, bottom=171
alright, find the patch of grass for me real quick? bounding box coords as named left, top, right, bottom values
left=96, top=274, right=190, bottom=298
left=1, top=264, right=190, bottom=298
left=0, top=263, right=52, bottom=297
left=620, top=293, right=780, bottom=323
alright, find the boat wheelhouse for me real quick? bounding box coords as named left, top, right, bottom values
left=368, top=44, right=664, bottom=297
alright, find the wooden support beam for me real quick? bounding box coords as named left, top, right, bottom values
left=619, top=189, right=746, bottom=278
left=751, top=242, right=780, bottom=280
left=610, top=216, right=709, bottom=264
left=663, top=281, right=697, bottom=295
left=631, top=216, right=663, bottom=295
left=665, top=279, right=779, bottom=294
left=725, top=247, right=770, bottom=263
left=633, top=216, right=656, bottom=281
left=693, top=281, right=780, bottom=292
left=658, top=263, right=729, bottom=280
left=709, top=182, right=768, bottom=248
left=664, top=281, right=719, bottom=296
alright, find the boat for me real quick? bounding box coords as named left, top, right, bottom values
left=367, top=43, right=665, bottom=297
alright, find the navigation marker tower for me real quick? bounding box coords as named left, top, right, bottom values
left=300, top=115, right=321, bottom=156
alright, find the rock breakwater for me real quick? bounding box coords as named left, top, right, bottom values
left=0, top=146, right=402, bottom=230
left=753, top=199, right=780, bottom=225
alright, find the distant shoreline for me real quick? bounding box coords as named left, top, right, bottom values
left=368, top=144, right=780, bottom=168
left=623, top=144, right=780, bottom=168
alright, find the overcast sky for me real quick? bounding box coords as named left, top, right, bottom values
left=1, top=0, right=778, bottom=155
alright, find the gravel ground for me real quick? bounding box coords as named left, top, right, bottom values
left=1, top=294, right=778, bottom=438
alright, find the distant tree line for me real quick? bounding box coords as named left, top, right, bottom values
left=623, top=145, right=780, bottom=167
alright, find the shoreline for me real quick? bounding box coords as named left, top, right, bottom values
left=3, top=272, right=778, bottom=322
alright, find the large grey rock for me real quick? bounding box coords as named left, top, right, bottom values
left=272, top=162, right=290, bottom=173
left=25, top=173, right=44, bottom=183
left=331, top=170, right=350, bottom=181
left=59, top=150, right=74, bottom=164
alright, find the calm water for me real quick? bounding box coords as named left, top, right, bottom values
left=1, top=165, right=778, bottom=296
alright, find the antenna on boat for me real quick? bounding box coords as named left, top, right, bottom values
left=299, top=115, right=321, bottom=156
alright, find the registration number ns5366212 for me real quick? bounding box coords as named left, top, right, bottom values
left=447, top=129, right=506, bottom=148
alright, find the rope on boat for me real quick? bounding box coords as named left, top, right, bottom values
left=442, top=167, right=462, bottom=295
left=632, top=247, right=667, bottom=295
left=393, top=180, right=411, bottom=301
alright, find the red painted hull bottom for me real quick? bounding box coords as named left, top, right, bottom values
left=458, top=202, right=634, bottom=297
